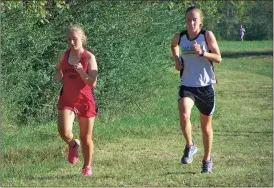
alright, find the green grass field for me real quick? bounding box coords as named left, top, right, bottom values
left=1, top=41, right=273, bottom=187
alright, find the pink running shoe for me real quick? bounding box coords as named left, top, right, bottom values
left=82, top=166, right=92, bottom=176
left=68, top=139, right=80, bottom=164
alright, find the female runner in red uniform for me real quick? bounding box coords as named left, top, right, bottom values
left=53, top=24, right=98, bottom=177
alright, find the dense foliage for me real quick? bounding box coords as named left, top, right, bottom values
left=1, top=0, right=272, bottom=124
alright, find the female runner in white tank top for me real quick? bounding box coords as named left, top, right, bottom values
left=171, top=6, right=222, bottom=173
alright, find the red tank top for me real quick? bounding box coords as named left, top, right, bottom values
left=59, top=49, right=95, bottom=108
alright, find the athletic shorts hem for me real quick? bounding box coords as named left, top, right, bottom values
left=58, top=106, right=97, bottom=118
left=178, top=85, right=215, bottom=115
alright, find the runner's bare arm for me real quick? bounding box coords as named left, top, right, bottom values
left=77, top=52, right=98, bottom=87
left=203, top=31, right=222, bottom=63
left=171, top=33, right=183, bottom=71
left=53, top=51, right=65, bottom=81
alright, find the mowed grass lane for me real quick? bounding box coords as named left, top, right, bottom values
left=1, top=41, right=272, bottom=187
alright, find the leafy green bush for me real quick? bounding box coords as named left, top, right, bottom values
left=1, top=0, right=272, bottom=125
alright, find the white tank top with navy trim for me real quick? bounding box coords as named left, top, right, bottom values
left=179, top=30, right=216, bottom=87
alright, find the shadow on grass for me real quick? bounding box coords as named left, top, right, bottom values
left=216, top=50, right=273, bottom=78
left=222, top=50, right=272, bottom=59
left=168, top=50, right=272, bottom=60
left=27, top=173, right=79, bottom=181
left=214, top=130, right=272, bottom=137
left=163, top=171, right=197, bottom=175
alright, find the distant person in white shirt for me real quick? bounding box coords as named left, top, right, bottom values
left=239, top=24, right=246, bottom=41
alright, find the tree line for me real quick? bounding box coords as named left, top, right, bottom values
left=1, top=0, right=272, bottom=125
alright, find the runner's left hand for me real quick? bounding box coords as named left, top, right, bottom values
left=74, top=63, right=84, bottom=73
left=193, top=40, right=202, bottom=55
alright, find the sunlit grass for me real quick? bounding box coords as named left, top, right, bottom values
left=2, top=40, right=273, bottom=186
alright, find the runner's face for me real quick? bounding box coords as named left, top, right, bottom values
left=67, top=31, right=83, bottom=50
left=186, top=10, right=202, bottom=32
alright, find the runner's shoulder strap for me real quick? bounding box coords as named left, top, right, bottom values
left=178, top=30, right=187, bottom=45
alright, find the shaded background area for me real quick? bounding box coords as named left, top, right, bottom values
left=1, top=0, right=273, bottom=125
